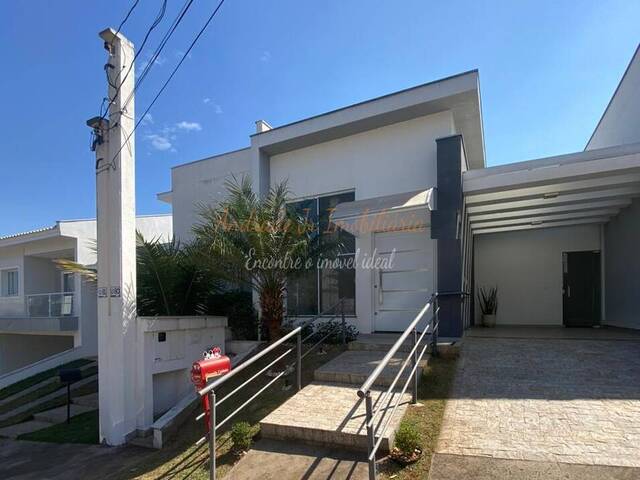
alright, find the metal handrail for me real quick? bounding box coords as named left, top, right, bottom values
left=357, top=294, right=436, bottom=398
left=359, top=290, right=468, bottom=479
left=197, top=298, right=347, bottom=480
left=358, top=293, right=440, bottom=480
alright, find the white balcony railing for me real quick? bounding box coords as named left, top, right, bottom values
left=26, top=292, right=75, bottom=317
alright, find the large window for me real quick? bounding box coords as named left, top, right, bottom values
left=287, top=192, right=356, bottom=316
left=1, top=268, right=19, bottom=297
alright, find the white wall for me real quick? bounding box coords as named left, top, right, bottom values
left=587, top=46, right=640, bottom=150
left=171, top=149, right=251, bottom=241
left=135, top=215, right=173, bottom=243
left=23, top=256, right=58, bottom=295
left=603, top=198, right=640, bottom=329
left=270, top=111, right=454, bottom=334
left=136, top=316, right=227, bottom=428
left=474, top=224, right=601, bottom=326
left=270, top=112, right=454, bottom=201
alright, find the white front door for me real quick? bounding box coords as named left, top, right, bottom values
left=373, top=229, right=435, bottom=332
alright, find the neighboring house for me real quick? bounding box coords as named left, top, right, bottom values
left=160, top=44, right=640, bottom=337
left=0, top=215, right=172, bottom=376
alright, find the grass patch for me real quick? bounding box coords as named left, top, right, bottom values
left=0, top=366, right=97, bottom=415
left=103, top=343, right=347, bottom=480
left=378, top=355, right=458, bottom=479
left=0, top=358, right=93, bottom=402
left=0, top=381, right=98, bottom=428
left=19, top=410, right=99, bottom=444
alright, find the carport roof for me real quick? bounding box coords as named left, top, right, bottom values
left=463, top=142, right=640, bottom=234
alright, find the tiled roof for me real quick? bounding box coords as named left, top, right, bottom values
left=0, top=225, right=57, bottom=241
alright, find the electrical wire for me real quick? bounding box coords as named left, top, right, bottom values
left=105, top=0, right=227, bottom=171
left=102, top=0, right=168, bottom=121
left=120, top=0, right=196, bottom=112
left=111, top=0, right=140, bottom=46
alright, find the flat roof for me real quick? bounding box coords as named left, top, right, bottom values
left=252, top=70, right=485, bottom=168
left=463, top=142, right=640, bottom=235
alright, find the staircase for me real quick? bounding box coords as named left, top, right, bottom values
left=0, top=361, right=98, bottom=439
left=259, top=335, right=428, bottom=453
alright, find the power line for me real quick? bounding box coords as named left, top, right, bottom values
left=102, top=0, right=169, bottom=122
left=104, top=0, right=228, bottom=172
left=120, top=0, right=196, bottom=113
left=111, top=0, right=141, bottom=47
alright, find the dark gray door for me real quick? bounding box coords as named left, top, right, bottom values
left=562, top=251, right=601, bottom=327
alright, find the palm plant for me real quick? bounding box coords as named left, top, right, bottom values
left=55, top=233, right=223, bottom=316
left=136, top=234, right=223, bottom=316
left=193, top=176, right=339, bottom=340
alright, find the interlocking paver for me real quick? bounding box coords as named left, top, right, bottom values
left=436, top=336, right=640, bottom=468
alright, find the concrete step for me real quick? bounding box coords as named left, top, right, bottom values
left=128, top=435, right=155, bottom=449
left=0, top=374, right=98, bottom=424
left=314, top=350, right=427, bottom=387
left=0, top=420, right=53, bottom=439
left=349, top=334, right=413, bottom=353
left=73, top=393, right=98, bottom=408
left=33, top=404, right=96, bottom=424
left=349, top=334, right=460, bottom=358
left=260, top=381, right=411, bottom=453
left=0, top=360, right=97, bottom=409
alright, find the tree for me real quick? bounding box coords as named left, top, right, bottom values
left=193, top=177, right=337, bottom=340
left=55, top=233, right=223, bottom=316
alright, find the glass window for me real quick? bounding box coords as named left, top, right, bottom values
left=286, top=192, right=356, bottom=316
left=62, top=273, right=75, bottom=293
left=1, top=269, right=19, bottom=297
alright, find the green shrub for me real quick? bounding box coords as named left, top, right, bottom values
left=231, top=421, right=254, bottom=451
left=395, top=420, right=421, bottom=454
left=314, top=319, right=358, bottom=344
left=206, top=290, right=259, bottom=340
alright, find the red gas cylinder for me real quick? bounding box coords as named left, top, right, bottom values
left=191, top=347, right=230, bottom=432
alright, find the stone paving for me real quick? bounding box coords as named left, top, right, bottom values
left=436, top=336, right=640, bottom=468
left=314, top=350, right=426, bottom=387
left=261, top=381, right=411, bottom=452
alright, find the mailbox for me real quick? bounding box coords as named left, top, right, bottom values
left=191, top=346, right=230, bottom=431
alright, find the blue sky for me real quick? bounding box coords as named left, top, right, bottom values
left=0, top=0, right=638, bottom=235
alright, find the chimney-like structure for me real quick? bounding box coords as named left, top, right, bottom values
left=255, top=119, right=272, bottom=133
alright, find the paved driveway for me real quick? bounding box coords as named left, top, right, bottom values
left=435, top=335, right=640, bottom=470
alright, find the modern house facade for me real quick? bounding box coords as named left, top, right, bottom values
left=160, top=44, right=640, bottom=338
left=0, top=215, right=172, bottom=378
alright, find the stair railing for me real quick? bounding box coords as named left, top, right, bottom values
left=197, top=298, right=347, bottom=480
left=357, top=293, right=440, bottom=480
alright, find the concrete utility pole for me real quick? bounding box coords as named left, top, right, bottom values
left=87, top=28, right=137, bottom=446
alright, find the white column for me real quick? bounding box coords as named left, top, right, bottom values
left=91, top=28, right=138, bottom=446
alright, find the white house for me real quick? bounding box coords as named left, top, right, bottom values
left=160, top=45, right=640, bottom=338
left=0, top=215, right=172, bottom=379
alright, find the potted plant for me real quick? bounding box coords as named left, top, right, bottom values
left=478, top=286, right=498, bottom=327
